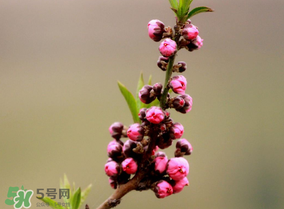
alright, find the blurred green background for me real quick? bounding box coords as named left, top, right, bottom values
left=1, top=0, right=284, bottom=209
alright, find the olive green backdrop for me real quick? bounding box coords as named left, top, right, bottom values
left=1, top=0, right=284, bottom=209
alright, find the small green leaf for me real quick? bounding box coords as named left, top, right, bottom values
left=37, top=197, right=65, bottom=209
left=136, top=72, right=145, bottom=113
left=79, top=184, right=92, bottom=208
left=60, top=174, right=72, bottom=205
left=187, top=6, right=213, bottom=19
left=178, top=0, right=191, bottom=19
left=71, top=188, right=81, bottom=209
left=169, top=0, right=178, bottom=10
left=147, top=75, right=152, bottom=85
left=118, top=81, right=140, bottom=123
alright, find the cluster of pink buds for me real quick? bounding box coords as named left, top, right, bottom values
left=148, top=18, right=203, bottom=56
left=102, top=11, right=208, bottom=206
left=106, top=113, right=192, bottom=198
left=106, top=97, right=193, bottom=198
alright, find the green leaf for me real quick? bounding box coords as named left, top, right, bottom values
left=178, top=0, right=191, bottom=19
left=147, top=75, right=152, bottom=85
left=79, top=184, right=92, bottom=209
left=37, top=197, right=65, bottom=209
left=118, top=81, right=140, bottom=123
left=60, top=174, right=72, bottom=205
left=71, top=188, right=81, bottom=209
left=136, top=72, right=145, bottom=114
left=187, top=6, right=213, bottom=19
left=168, top=0, right=178, bottom=10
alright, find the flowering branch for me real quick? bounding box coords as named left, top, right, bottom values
left=87, top=1, right=213, bottom=209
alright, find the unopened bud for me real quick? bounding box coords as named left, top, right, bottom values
left=148, top=19, right=165, bottom=42
left=109, top=122, right=124, bottom=140
left=157, top=56, right=169, bottom=71
left=139, top=85, right=156, bottom=104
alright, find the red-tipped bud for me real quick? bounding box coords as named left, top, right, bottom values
left=122, top=158, right=138, bottom=174
left=148, top=19, right=165, bottom=42
left=167, top=157, right=189, bottom=181
left=170, top=123, right=184, bottom=139
left=154, top=152, right=168, bottom=174
left=104, top=161, right=119, bottom=177
left=146, top=107, right=165, bottom=124
left=182, top=24, right=199, bottom=40
left=159, top=38, right=177, bottom=57
left=173, top=94, right=192, bottom=113
left=173, top=177, right=189, bottom=193
left=127, top=123, right=144, bottom=141
left=170, top=75, right=187, bottom=95
left=154, top=180, right=173, bottom=198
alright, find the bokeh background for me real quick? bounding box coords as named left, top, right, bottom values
left=1, top=0, right=284, bottom=209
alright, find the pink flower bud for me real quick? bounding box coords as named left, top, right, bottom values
left=173, top=177, right=189, bottom=193
left=146, top=106, right=165, bottom=124
left=139, top=85, right=156, bottom=104
left=167, top=157, right=189, bottom=181
left=182, top=24, right=199, bottom=40
left=172, top=96, right=185, bottom=109
left=170, top=75, right=187, bottom=95
left=108, top=177, right=117, bottom=189
left=107, top=140, right=123, bottom=159
left=159, top=38, right=177, bottom=57
left=122, top=158, right=138, bottom=174
left=104, top=161, right=119, bottom=177
left=127, top=123, right=144, bottom=141
left=154, top=180, right=173, bottom=198
left=154, top=152, right=168, bottom=174
left=174, top=94, right=193, bottom=113
left=195, top=35, right=203, bottom=49
left=171, top=123, right=184, bottom=139
left=176, top=138, right=193, bottom=155
left=148, top=19, right=165, bottom=42
left=109, top=122, right=124, bottom=140
left=186, top=35, right=204, bottom=51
